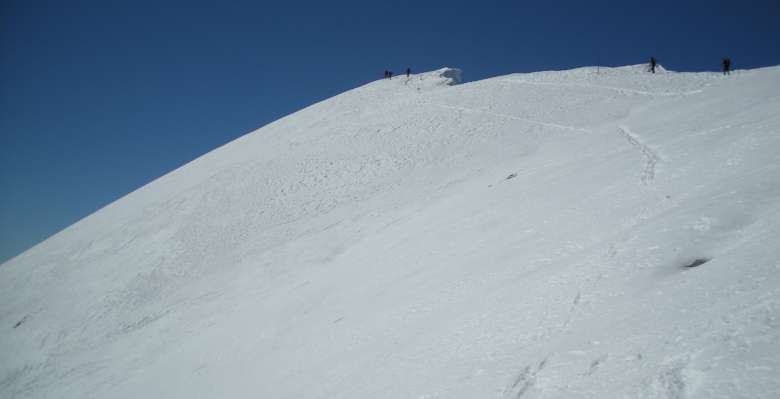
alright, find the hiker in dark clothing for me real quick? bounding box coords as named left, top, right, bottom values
left=384, top=70, right=389, bottom=78
left=649, top=57, right=657, bottom=74
left=722, top=58, right=731, bottom=75
left=388, top=70, right=393, bottom=79
left=406, top=67, right=411, bottom=77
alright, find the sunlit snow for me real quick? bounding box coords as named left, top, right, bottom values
left=2, top=65, right=780, bottom=398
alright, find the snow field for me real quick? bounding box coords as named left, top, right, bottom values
left=2, top=65, right=780, bottom=398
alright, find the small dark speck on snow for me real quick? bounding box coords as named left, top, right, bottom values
left=13, top=316, right=27, bottom=329
left=683, top=258, right=711, bottom=268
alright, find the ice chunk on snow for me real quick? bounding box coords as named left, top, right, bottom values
left=436, top=67, right=462, bottom=85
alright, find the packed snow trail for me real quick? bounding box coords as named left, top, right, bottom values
left=2, top=65, right=780, bottom=399
left=617, top=125, right=660, bottom=185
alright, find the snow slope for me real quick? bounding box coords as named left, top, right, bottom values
left=2, top=65, right=780, bottom=398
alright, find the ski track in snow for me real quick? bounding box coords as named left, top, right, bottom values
left=431, top=103, right=591, bottom=133
left=617, top=125, right=659, bottom=185
left=502, top=358, right=548, bottom=399
left=500, top=79, right=706, bottom=97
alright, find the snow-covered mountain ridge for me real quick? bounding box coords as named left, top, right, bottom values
left=2, top=65, right=780, bottom=398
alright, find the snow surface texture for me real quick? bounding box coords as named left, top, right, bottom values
left=2, top=65, right=780, bottom=398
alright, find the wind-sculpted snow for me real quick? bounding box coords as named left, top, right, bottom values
left=2, top=65, right=780, bottom=398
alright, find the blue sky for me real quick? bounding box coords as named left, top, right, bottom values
left=1, top=0, right=779, bottom=263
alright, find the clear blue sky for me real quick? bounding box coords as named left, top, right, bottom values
left=1, top=0, right=779, bottom=263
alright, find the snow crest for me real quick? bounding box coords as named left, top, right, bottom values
left=2, top=65, right=780, bottom=399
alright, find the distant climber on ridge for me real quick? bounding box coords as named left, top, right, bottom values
left=722, top=58, right=732, bottom=75
left=388, top=70, right=394, bottom=79
left=649, top=57, right=657, bottom=74
left=406, top=67, right=411, bottom=77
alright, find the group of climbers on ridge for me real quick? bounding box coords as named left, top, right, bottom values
left=385, top=59, right=733, bottom=81
left=648, top=56, right=733, bottom=75
left=384, top=68, right=412, bottom=79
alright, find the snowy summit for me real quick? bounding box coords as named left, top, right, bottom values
left=2, top=65, right=780, bottom=398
